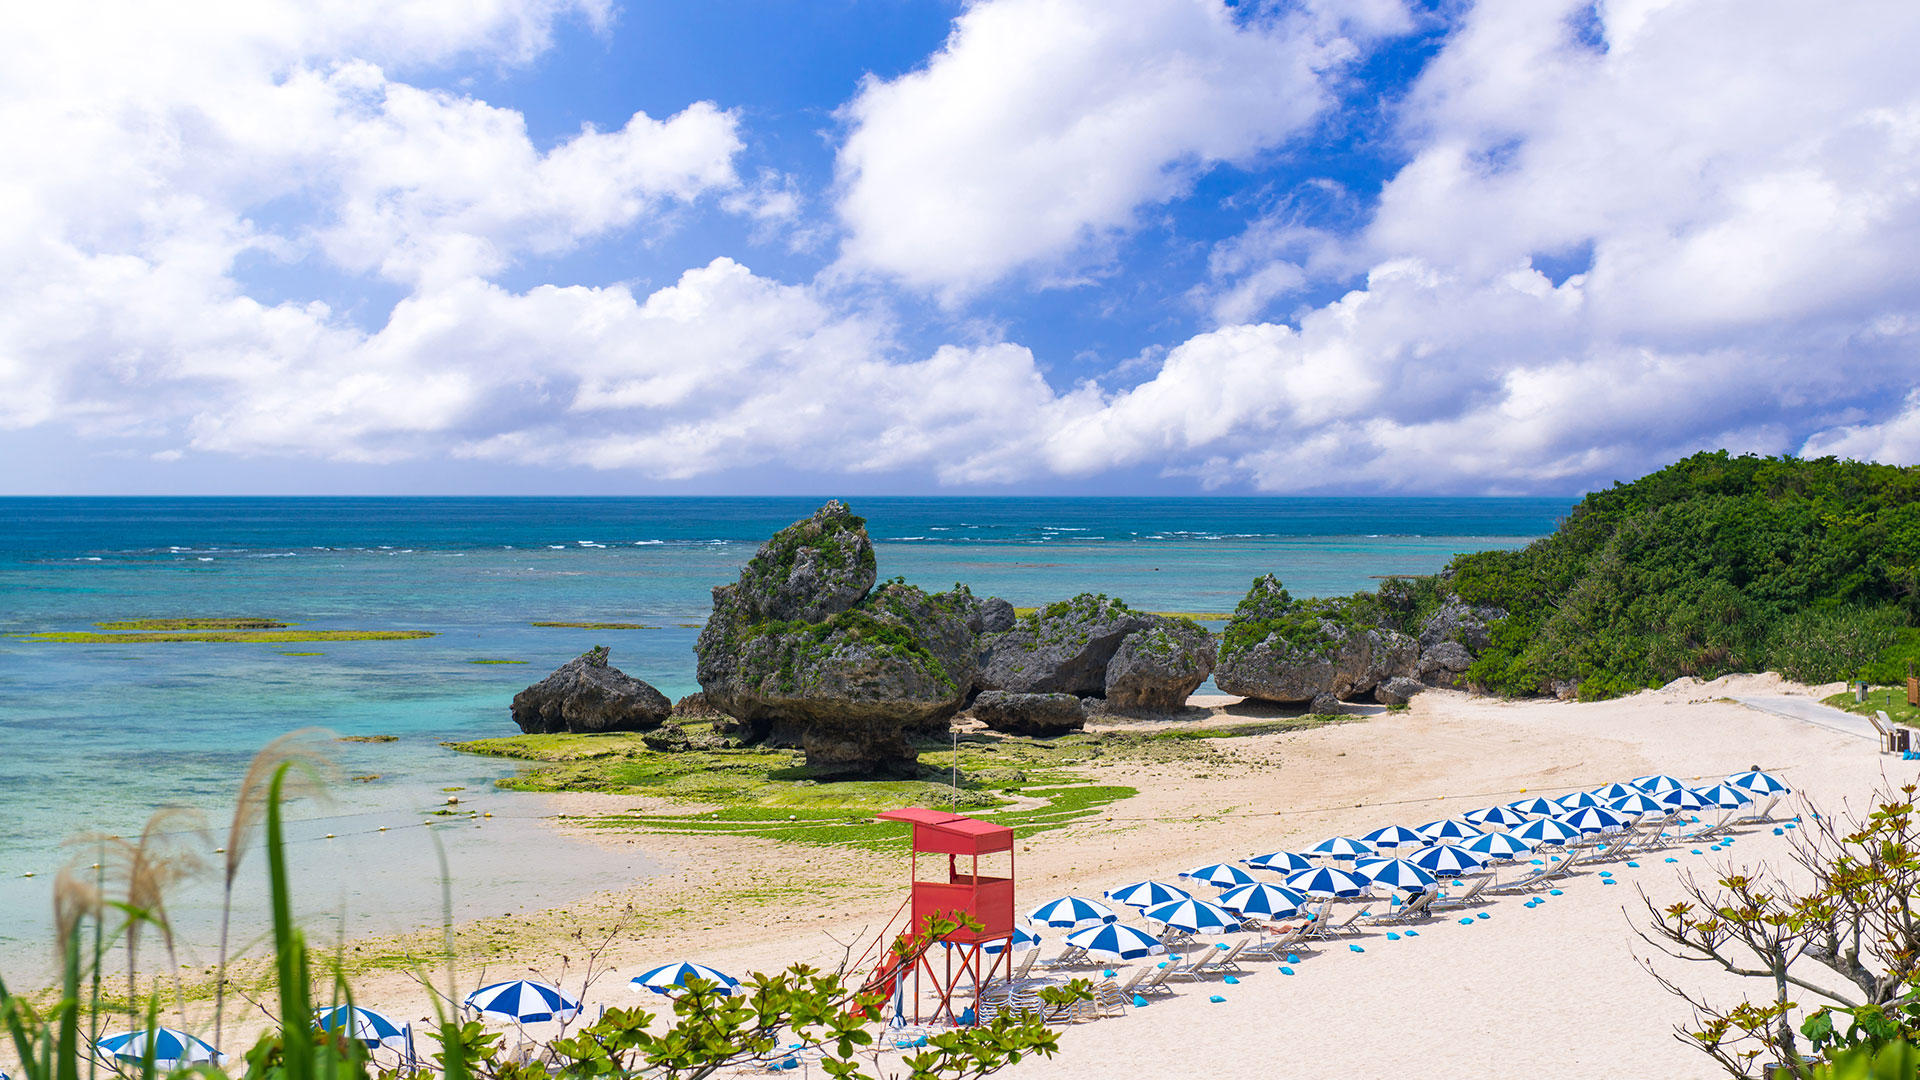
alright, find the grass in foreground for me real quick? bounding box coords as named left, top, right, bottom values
left=24, top=629, right=436, bottom=643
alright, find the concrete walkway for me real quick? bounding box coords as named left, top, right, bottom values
left=1733, top=695, right=1881, bottom=741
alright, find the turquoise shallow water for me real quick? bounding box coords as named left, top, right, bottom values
left=0, top=496, right=1569, bottom=978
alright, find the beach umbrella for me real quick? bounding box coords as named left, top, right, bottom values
left=1355, top=857, right=1438, bottom=894
left=1590, top=782, right=1640, bottom=802
left=465, top=981, right=582, bottom=1024
left=1608, top=793, right=1668, bottom=819
left=1406, top=844, right=1489, bottom=877
left=1508, top=796, right=1560, bottom=817
left=1105, top=880, right=1192, bottom=909
left=1726, top=770, right=1791, bottom=796
left=313, top=1006, right=407, bottom=1048
left=1284, top=865, right=1372, bottom=898
left=1360, top=825, right=1426, bottom=850
left=1308, top=836, right=1375, bottom=862
left=1510, top=817, right=1581, bottom=847
left=1245, top=851, right=1315, bottom=874
left=1065, top=922, right=1167, bottom=961
left=96, top=1029, right=223, bottom=1067
left=1144, top=897, right=1242, bottom=934
left=630, top=963, right=740, bottom=997
left=1655, top=786, right=1713, bottom=811
left=1554, top=791, right=1604, bottom=811
left=940, top=926, right=1041, bottom=954
left=1460, top=831, right=1535, bottom=862
left=1180, top=862, right=1258, bottom=889
left=1026, top=896, right=1117, bottom=928
left=1557, top=806, right=1630, bottom=835
left=1216, top=883, right=1307, bottom=921
left=1695, top=784, right=1755, bottom=810
left=1415, top=818, right=1482, bottom=843
left=1632, top=774, right=1687, bottom=793
left=1463, top=805, right=1530, bottom=830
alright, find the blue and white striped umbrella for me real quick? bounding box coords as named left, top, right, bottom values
left=314, top=1006, right=407, bottom=1048
left=1557, top=806, right=1629, bottom=835
left=1180, top=862, right=1258, bottom=889
left=1309, top=836, right=1375, bottom=862
left=1245, top=851, right=1315, bottom=874
left=1463, top=805, right=1530, bottom=829
left=1216, top=882, right=1308, bottom=920
left=465, top=981, right=582, bottom=1024
left=1406, top=843, right=1489, bottom=877
left=1105, top=880, right=1192, bottom=909
left=96, top=1029, right=223, bottom=1066
left=1509, top=817, right=1581, bottom=846
left=1144, top=897, right=1242, bottom=934
left=1460, top=831, right=1535, bottom=861
left=1589, top=782, right=1640, bottom=802
left=1415, top=818, right=1482, bottom=843
left=1355, top=857, right=1438, bottom=894
left=1554, top=791, right=1604, bottom=811
left=630, top=963, right=740, bottom=997
left=1655, top=786, right=1713, bottom=811
left=1508, top=796, right=1560, bottom=817
left=1026, top=896, right=1117, bottom=928
left=1608, top=793, right=1668, bottom=819
left=1064, top=922, right=1166, bottom=961
left=1695, top=784, right=1755, bottom=809
left=1632, top=774, right=1687, bottom=793
left=1725, top=770, right=1790, bottom=796
left=1360, top=825, right=1426, bottom=850
left=1284, top=865, right=1372, bottom=898
left=940, top=926, right=1041, bottom=954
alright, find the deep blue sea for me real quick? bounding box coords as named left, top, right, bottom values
left=0, top=496, right=1570, bottom=979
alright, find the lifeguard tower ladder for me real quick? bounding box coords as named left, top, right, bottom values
left=871, top=808, right=1016, bottom=1025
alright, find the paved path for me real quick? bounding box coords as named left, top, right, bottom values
left=1733, top=695, right=1880, bottom=741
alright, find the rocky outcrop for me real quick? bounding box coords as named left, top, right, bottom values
left=642, top=721, right=730, bottom=752
left=976, top=594, right=1156, bottom=696
left=1373, top=675, right=1427, bottom=707
left=1103, top=617, right=1216, bottom=711
left=978, top=597, right=1016, bottom=634
left=1417, top=640, right=1475, bottom=687
left=1419, top=597, right=1505, bottom=652
left=510, top=646, right=671, bottom=734
left=970, top=690, right=1087, bottom=736
left=671, top=692, right=724, bottom=719
left=694, top=504, right=975, bottom=777
left=1213, top=575, right=1418, bottom=704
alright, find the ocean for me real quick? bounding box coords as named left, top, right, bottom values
left=0, top=496, right=1570, bottom=980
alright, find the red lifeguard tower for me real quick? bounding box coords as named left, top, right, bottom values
left=868, top=808, right=1016, bottom=1025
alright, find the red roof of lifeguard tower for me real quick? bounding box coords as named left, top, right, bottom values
left=876, top=807, right=1014, bottom=855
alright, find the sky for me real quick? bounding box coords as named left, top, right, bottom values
left=3, top=0, right=1919, bottom=496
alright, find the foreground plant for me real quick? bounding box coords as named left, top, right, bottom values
left=1639, top=786, right=1920, bottom=1077
left=0, top=738, right=1077, bottom=1080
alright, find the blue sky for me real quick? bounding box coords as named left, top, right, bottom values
left=3, top=0, right=1918, bottom=495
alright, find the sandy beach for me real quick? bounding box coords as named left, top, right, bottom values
left=118, top=672, right=1904, bottom=1080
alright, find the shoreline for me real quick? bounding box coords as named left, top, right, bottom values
left=9, top=672, right=1892, bottom=1079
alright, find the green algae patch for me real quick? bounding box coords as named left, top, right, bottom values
left=96, top=617, right=291, bottom=630
left=530, top=621, right=658, bottom=629
left=27, top=629, right=435, bottom=643
left=446, top=717, right=1350, bottom=850
left=467, top=658, right=529, bottom=664
left=339, top=734, right=399, bottom=743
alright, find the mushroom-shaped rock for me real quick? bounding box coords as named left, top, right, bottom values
left=1212, top=576, right=1394, bottom=704
left=976, top=593, right=1154, bottom=697
left=510, top=646, right=672, bottom=734
left=1103, top=617, right=1216, bottom=712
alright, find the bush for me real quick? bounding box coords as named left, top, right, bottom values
left=1767, top=607, right=1904, bottom=684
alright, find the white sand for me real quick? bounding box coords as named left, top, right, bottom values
left=45, top=675, right=1912, bottom=1080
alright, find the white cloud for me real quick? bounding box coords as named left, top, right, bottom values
left=832, top=0, right=1409, bottom=299
left=1802, top=390, right=1920, bottom=466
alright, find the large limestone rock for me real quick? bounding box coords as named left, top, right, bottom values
left=1418, top=640, right=1475, bottom=687
left=1213, top=575, right=1415, bottom=704
left=1419, top=596, right=1505, bottom=652
left=976, top=594, right=1155, bottom=696
left=1374, top=675, right=1427, bottom=706
left=694, top=505, right=975, bottom=777
left=970, top=691, right=1087, bottom=736
left=1103, top=617, right=1216, bottom=711
left=510, top=646, right=671, bottom=734
left=978, top=597, right=1016, bottom=634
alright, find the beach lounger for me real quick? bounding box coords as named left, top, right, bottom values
left=1038, top=944, right=1088, bottom=971
left=1430, top=875, right=1491, bottom=909
left=1207, top=938, right=1251, bottom=975
left=1003, top=947, right=1042, bottom=983
left=1087, top=964, right=1153, bottom=1016
left=1736, top=793, right=1784, bottom=824
left=1487, top=862, right=1557, bottom=893
left=1134, top=962, right=1176, bottom=998
left=1871, top=710, right=1909, bottom=754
